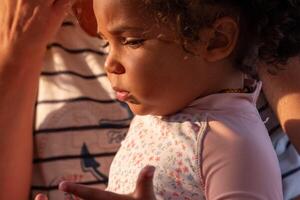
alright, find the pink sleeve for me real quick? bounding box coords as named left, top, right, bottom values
left=199, top=120, right=283, bottom=200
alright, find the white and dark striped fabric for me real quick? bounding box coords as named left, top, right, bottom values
left=31, top=16, right=132, bottom=199
left=258, top=94, right=300, bottom=200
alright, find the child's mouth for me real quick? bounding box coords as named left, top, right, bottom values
left=116, top=91, right=130, bottom=102
left=113, top=87, right=139, bottom=104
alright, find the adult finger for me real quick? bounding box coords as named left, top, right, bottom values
left=52, top=0, right=74, bottom=15
left=43, top=0, right=74, bottom=40
left=59, top=181, right=131, bottom=200
left=72, top=0, right=98, bottom=36
left=34, top=193, right=48, bottom=200
left=133, top=165, right=156, bottom=200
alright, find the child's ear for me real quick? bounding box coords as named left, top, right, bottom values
left=201, top=17, right=239, bottom=62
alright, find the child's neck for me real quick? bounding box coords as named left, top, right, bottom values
left=209, top=65, right=245, bottom=95
left=221, top=70, right=245, bottom=90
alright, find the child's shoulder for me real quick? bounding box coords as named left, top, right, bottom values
left=198, top=112, right=282, bottom=200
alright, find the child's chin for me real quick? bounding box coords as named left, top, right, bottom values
left=129, top=105, right=150, bottom=116
left=128, top=104, right=155, bottom=116
left=128, top=104, right=170, bottom=116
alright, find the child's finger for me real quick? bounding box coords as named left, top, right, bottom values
left=59, top=181, right=129, bottom=200
left=133, top=165, right=156, bottom=200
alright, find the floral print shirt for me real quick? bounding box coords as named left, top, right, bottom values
left=107, top=82, right=283, bottom=200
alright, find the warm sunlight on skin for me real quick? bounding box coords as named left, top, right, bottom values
left=93, top=0, right=244, bottom=116
left=276, top=93, right=300, bottom=152
left=259, top=57, right=300, bottom=153
left=277, top=93, right=300, bottom=119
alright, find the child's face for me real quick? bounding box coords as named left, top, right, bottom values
left=94, top=0, right=215, bottom=116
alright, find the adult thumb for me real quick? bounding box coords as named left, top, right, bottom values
left=133, top=165, right=156, bottom=200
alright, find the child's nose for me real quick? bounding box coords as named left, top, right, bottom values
left=104, top=55, right=125, bottom=74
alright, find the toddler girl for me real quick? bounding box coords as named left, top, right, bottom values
left=89, top=0, right=295, bottom=199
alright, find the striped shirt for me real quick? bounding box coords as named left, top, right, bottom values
left=31, top=16, right=132, bottom=199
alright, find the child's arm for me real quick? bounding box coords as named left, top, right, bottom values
left=259, top=57, right=300, bottom=153
left=35, top=166, right=156, bottom=200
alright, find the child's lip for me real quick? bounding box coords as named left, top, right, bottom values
left=116, top=91, right=130, bottom=101
left=113, top=87, right=130, bottom=101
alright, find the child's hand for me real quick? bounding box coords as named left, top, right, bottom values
left=60, top=165, right=156, bottom=200
left=34, top=166, right=156, bottom=200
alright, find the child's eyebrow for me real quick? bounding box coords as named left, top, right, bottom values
left=107, top=25, right=145, bottom=35
left=97, top=27, right=144, bottom=38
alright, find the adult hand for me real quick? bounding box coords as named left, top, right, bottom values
left=0, top=0, right=73, bottom=61
left=34, top=166, right=157, bottom=200
left=0, top=1, right=74, bottom=200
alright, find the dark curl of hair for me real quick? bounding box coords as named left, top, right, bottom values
left=142, top=0, right=300, bottom=75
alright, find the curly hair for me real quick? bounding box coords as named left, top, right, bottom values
left=141, top=0, right=300, bottom=75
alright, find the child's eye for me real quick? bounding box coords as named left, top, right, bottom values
left=102, top=41, right=109, bottom=48
left=99, top=40, right=110, bottom=54
left=122, top=38, right=145, bottom=48
left=96, top=34, right=110, bottom=50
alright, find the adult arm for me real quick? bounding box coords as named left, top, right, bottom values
left=0, top=0, right=72, bottom=199
left=258, top=57, right=300, bottom=153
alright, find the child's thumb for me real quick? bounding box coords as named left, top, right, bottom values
left=133, top=165, right=156, bottom=200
